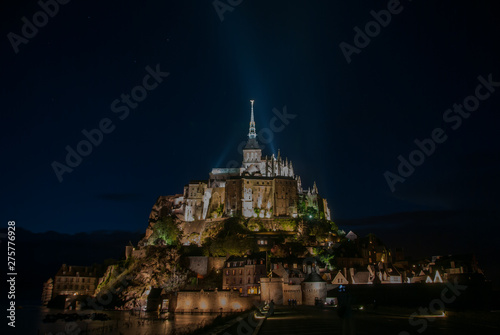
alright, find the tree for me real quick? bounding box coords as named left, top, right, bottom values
left=330, top=221, right=339, bottom=233
left=207, top=235, right=255, bottom=256
left=308, top=219, right=331, bottom=241
left=298, top=199, right=307, bottom=214
left=148, top=216, right=181, bottom=246
left=215, top=204, right=224, bottom=217
left=305, top=206, right=318, bottom=219
left=318, top=250, right=336, bottom=271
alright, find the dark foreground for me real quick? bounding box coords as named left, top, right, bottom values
left=253, top=305, right=500, bottom=335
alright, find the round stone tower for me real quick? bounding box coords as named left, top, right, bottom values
left=301, top=271, right=327, bottom=306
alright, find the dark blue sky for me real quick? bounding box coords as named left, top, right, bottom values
left=1, top=0, right=499, bottom=234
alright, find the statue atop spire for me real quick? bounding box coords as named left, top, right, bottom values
left=248, top=99, right=256, bottom=139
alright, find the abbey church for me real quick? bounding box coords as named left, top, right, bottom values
left=150, top=101, right=331, bottom=224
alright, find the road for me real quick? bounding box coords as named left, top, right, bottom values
left=255, top=305, right=500, bottom=335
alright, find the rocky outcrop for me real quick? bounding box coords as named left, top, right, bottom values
left=145, top=195, right=183, bottom=240
left=97, top=246, right=190, bottom=310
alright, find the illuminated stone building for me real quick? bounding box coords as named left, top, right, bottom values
left=222, top=254, right=266, bottom=295
left=148, top=100, right=331, bottom=224
left=41, top=278, right=53, bottom=305
left=52, top=264, right=98, bottom=297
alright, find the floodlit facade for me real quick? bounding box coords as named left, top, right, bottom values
left=52, top=264, right=98, bottom=297
left=149, top=100, right=331, bottom=223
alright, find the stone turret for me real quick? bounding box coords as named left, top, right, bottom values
left=301, top=272, right=327, bottom=306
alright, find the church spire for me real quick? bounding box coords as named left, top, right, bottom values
left=248, top=99, right=256, bottom=139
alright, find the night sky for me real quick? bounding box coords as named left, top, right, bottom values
left=1, top=0, right=499, bottom=244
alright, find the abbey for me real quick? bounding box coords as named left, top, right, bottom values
left=152, top=100, right=330, bottom=223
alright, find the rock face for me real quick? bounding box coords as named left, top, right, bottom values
left=144, top=194, right=228, bottom=247
left=145, top=195, right=183, bottom=241
left=97, top=246, right=189, bottom=310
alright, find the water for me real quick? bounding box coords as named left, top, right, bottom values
left=15, top=305, right=219, bottom=334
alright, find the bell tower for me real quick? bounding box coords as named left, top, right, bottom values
left=242, top=100, right=262, bottom=170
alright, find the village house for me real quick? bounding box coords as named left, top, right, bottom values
left=222, top=254, right=266, bottom=295
left=51, top=264, right=99, bottom=298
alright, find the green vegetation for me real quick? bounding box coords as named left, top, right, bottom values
left=200, top=220, right=225, bottom=243
left=316, top=248, right=336, bottom=271
left=211, top=204, right=225, bottom=218
left=91, top=211, right=345, bottom=309
left=184, top=269, right=223, bottom=291
left=305, top=206, right=319, bottom=219
left=270, top=244, right=289, bottom=258
left=215, top=204, right=224, bottom=217
left=247, top=218, right=266, bottom=232
left=298, top=199, right=307, bottom=215
left=187, top=232, right=200, bottom=245
left=247, top=220, right=261, bottom=231
left=308, top=219, right=331, bottom=240
left=274, top=218, right=298, bottom=231
left=207, top=236, right=256, bottom=256
left=147, top=216, right=181, bottom=246
left=202, top=216, right=257, bottom=256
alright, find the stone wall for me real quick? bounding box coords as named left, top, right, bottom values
left=125, top=246, right=133, bottom=259
left=283, top=284, right=302, bottom=304
left=208, top=257, right=226, bottom=271
left=301, top=281, right=327, bottom=306
left=260, top=277, right=284, bottom=305
left=186, top=256, right=209, bottom=276
left=174, top=290, right=259, bottom=313
left=274, top=178, right=298, bottom=216
left=183, top=256, right=226, bottom=276
left=260, top=280, right=305, bottom=305
left=225, top=179, right=243, bottom=214
left=132, top=248, right=147, bottom=259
